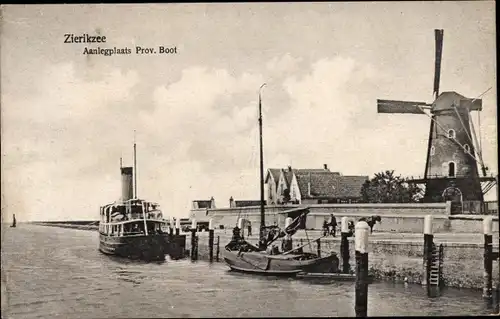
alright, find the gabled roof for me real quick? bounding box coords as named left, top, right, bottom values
left=294, top=171, right=368, bottom=199
left=284, top=170, right=294, bottom=188
left=265, top=168, right=282, bottom=186
left=276, top=168, right=328, bottom=188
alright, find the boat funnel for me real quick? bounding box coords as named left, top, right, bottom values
left=121, top=167, right=134, bottom=201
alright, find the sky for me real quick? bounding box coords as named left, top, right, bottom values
left=1, top=2, right=497, bottom=221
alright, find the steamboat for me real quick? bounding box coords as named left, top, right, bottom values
left=98, top=140, right=181, bottom=261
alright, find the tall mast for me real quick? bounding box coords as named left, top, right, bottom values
left=258, top=83, right=266, bottom=249
left=133, top=130, right=137, bottom=199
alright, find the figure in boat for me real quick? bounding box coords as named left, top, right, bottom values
left=10, top=214, right=16, bottom=228
left=223, top=207, right=340, bottom=274
left=223, top=85, right=340, bottom=275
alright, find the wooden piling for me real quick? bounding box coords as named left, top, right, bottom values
left=208, top=219, right=214, bottom=263
left=194, top=235, right=199, bottom=261
left=169, top=217, right=174, bottom=236
left=341, top=216, right=350, bottom=274
left=175, top=218, right=180, bottom=236
left=422, top=215, right=434, bottom=289
left=483, top=216, right=493, bottom=299
left=216, top=235, right=220, bottom=262
left=284, top=217, right=293, bottom=252
left=238, top=218, right=244, bottom=240
left=355, top=221, right=369, bottom=317
left=191, top=219, right=197, bottom=261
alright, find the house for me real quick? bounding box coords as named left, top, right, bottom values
left=191, top=197, right=216, bottom=209
left=266, top=165, right=332, bottom=205
left=265, top=168, right=282, bottom=205
left=290, top=171, right=368, bottom=204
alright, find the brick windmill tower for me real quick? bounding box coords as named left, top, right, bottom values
left=377, top=29, right=496, bottom=214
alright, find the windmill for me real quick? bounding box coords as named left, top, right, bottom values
left=377, top=29, right=496, bottom=214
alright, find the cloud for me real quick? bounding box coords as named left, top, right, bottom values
left=1, top=62, right=140, bottom=221
left=266, top=53, right=303, bottom=76
left=2, top=52, right=497, bottom=221
left=261, top=56, right=432, bottom=177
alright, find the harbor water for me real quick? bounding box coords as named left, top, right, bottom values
left=1, top=224, right=495, bottom=318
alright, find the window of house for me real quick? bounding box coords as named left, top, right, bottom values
left=430, top=145, right=435, bottom=156
left=447, top=129, right=456, bottom=139
left=464, top=144, right=470, bottom=153
left=448, top=162, right=456, bottom=177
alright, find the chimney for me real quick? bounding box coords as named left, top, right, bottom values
left=323, top=164, right=328, bottom=170
left=210, top=196, right=216, bottom=209
left=229, top=196, right=235, bottom=208
left=121, top=167, right=134, bottom=201
left=308, top=172, right=312, bottom=197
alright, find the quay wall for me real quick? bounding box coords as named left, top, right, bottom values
left=185, top=231, right=499, bottom=290
left=190, top=203, right=499, bottom=233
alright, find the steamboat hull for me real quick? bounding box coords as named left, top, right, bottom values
left=223, top=251, right=339, bottom=276
left=99, top=232, right=184, bottom=261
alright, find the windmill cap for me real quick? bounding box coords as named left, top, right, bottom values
left=432, top=92, right=482, bottom=112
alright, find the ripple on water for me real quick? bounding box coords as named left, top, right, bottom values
left=1, top=225, right=495, bottom=318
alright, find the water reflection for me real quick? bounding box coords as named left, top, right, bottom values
left=2, top=225, right=497, bottom=318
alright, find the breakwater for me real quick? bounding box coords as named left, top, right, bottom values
left=31, top=221, right=99, bottom=231
left=186, top=230, right=499, bottom=290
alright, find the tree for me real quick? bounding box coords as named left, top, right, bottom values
left=361, top=170, right=423, bottom=203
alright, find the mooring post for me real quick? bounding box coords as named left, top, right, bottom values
left=483, top=216, right=493, bottom=300
left=175, top=218, right=180, bottom=236
left=284, top=217, right=293, bottom=252
left=208, top=218, right=215, bottom=263
left=355, top=221, right=369, bottom=317
left=169, top=217, right=174, bottom=236
left=422, top=215, right=434, bottom=289
left=238, top=218, right=245, bottom=240
left=216, top=235, right=220, bottom=262
left=341, top=217, right=350, bottom=274
left=191, top=219, right=197, bottom=261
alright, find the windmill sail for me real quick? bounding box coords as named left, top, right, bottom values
left=433, top=29, right=444, bottom=98
left=377, top=100, right=429, bottom=114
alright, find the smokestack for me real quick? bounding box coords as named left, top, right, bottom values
left=121, top=167, right=134, bottom=201
left=308, top=172, right=312, bottom=196
left=324, top=164, right=328, bottom=170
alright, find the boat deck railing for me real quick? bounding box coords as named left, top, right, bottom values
left=102, top=218, right=167, bottom=226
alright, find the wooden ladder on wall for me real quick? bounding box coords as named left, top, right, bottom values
left=429, top=243, right=443, bottom=287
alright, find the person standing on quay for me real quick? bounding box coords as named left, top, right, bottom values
left=329, top=214, right=337, bottom=237
left=323, top=219, right=329, bottom=236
